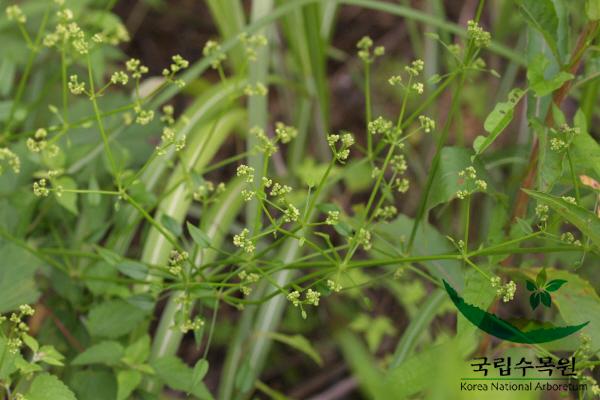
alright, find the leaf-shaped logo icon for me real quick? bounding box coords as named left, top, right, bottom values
left=443, top=280, right=588, bottom=344
left=525, top=269, right=567, bottom=310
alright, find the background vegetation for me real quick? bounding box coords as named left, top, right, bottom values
left=0, top=0, right=599, bottom=399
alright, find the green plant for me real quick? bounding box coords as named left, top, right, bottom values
left=0, top=0, right=599, bottom=399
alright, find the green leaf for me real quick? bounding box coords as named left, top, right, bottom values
left=22, top=334, right=39, bottom=353
left=536, top=268, right=547, bottom=287
left=526, top=280, right=537, bottom=291
left=192, top=359, right=210, bottom=390
left=116, top=260, right=148, bottom=280
left=474, top=88, right=526, bottom=156
left=116, top=370, right=142, bottom=400
left=27, top=374, right=77, bottom=400
left=123, top=335, right=150, bottom=364
left=95, top=246, right=122, bottom=266
left=517, top=0, right=561, bottom=62
left=161, top=214, right=182, bottom=237
left=540, top=291, right=552, bottom=307
left=68, top=369, right=117, bottom=400
left=38, top=345, right=65, bottom=366
left=545, top=279, right=567, bottom=292
left=586, top=0, right=600, bottom=20
left=0, top=243, right=40, bottom=313
left=427, top=147, right=490, bottom=210
left=526, top=54, right=573, bottom=97
left=267, top=332, right=323, bottom=366
left=72, top=341, right=124, bottom=366
left=151, top=355, right=214, bottom=399
left=187, top=222, right=211, bottom=248
left=572, top=109, right=600, bottom=178
left=55, top=176, right=79, bottom=215
left=523, top=189, right=600, bottom=250
left=86, top=299, right=148, bottom=338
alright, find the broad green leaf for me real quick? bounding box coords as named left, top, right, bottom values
left=55, top=176, right=79, bottom=215
left=151, top=355, right=214, bottom=399
left=0, top=243, right=39, bottom=313
left=426, top=147, right=490, bottom=211
left=517, top=0, right=561, bottom=62
left=526, top=54, right=573, bottom=97
left=187, top=222, right=211, bottom=248
left=526, top=280, right=537, bottom=291
left=116, top=370, right=142, bottom=400
left=523, top=189, right=600, bottom=249
left=474, top=88, right=526, bottom=156
left=86, top=299, right=148, bottom=338
left=586, top=0, right=600, bottom=20
left=27, top=374, right=77, bottom=400
left=0, top=336, right=21, bottom=379
left=123, top=334, right=150, bottom=364
left=72, top=341, right=124, bottom=366
left=267, top=332, right=323, bottom=366
left=343, top=160, right=373, bottom=192
left=572, top=109, right=600, bottom=179
left=68, top=369, right=117, bottom=400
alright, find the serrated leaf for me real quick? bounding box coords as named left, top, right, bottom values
left=72, top=341, right=124, bottom=366
left=267, top=332, right=323, bottom=366
left=123, top=335, right=150, bottom=364
left=474, top=88, right=525, bottom=156
left=523, top=189, right=600, bottom=250
left=151, top=356, right=214, bottom=399
left=86, top=299, right=148, bottom=339
left=27, top=374, right=77, bottom=400
left=116, top=370, right=142, bottom=400
left=55, top=176, right=79, bottom=215
left=187, top=222, right=211, bottom=248
left=0, top=243, right=39, bottom=313
left=545, top=279, right=567, bottom=292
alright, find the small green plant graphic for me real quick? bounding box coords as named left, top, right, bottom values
left=526, top=268, right=568, bottom=310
